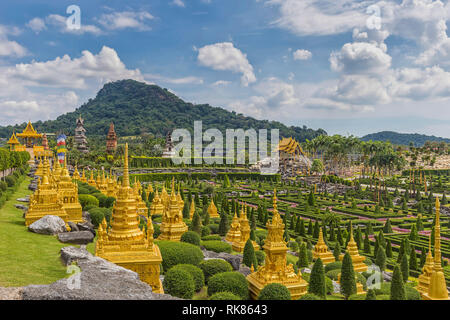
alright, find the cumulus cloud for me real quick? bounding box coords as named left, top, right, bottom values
left=197, top=42, right=256, bottom=86
left=144, top=73, right=203, bottom=85
left=293, top=49, right=312, bottom=60
left=26, top=18, right=46, bottom=34
left=0, top=25, right=27, bottom=57
left=5, top=46, right=143, bottom=89
left=46, top=14, right=102, bottom=35
left=212, top=80, right=231, bottom=86
left=172, top=0, right=186, bottom=7
left=96, top=11, right=154, bottom=31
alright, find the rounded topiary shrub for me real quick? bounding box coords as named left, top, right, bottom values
left=78, top=194, right=99, bottom=210
left=209, top=292, right=241, bottom=300
left=199, top=259, right=233, bottom=283
left=374, top=282, right=391, bottom=295
left=88, top=207, right=104, bottom=227
left=0, top=181, right=7, bottom=191
left=258, top=283, right=291, bottom=300
left=324, top=261, right=342, bottom=273
left=325, top=269, right=341, bottom=281
left=153, top=224, right=161, bottom=238
left=201, top=240, right=232, bottom=253
left=5, top=175, right=16, bottom=187
left=201, top=226, right=211, bottom=237
left=170, top=264, right=205, bottom=292
left=208, top=223, right=219, bottom=234
left=158, top=241, right=204, bottom=271
left=181, top=231, right=201, bottom=246
left=405, top=285, right=421, bottom=300
left=207, top=272, right=249, bottom=300
left=163, top=268, right=195, bottom=299
left=325, top=277, right=334, bottom=294
left=298, top=293, right=321, bottom=300
left=202, top=235, right=221, bottom=241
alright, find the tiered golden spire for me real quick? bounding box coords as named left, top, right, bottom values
left=95, top=143, right=163, bottom=293
left=313, top=227, right=335, bottom=265
left=226, top=208, right=241, bottom=243
left=232, top=202, right=258, bottom=253
left=423, top=197, right=450, bottom=300
left=339, top=221, right=367, bottom=272
left=418, top=234, right=435, bottom=296
left=247, top=189, right=308, bottom=300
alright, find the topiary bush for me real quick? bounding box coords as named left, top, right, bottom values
left=298, top=293, right=321, bottom=300
left=201, top=240, right=232, bottom=253
left=208, top=223, right=219, bottom=234
left=199, top=259, right=233, bottom=283
left=201, top=226, right=211, bottom=237
left=202, top=235, right=221, bottom=241
left=158, top=241, right=204, bottom=272
left=207, top=272, right=249, bottom=300
left=169, top=264, right=205, bottom=292
left=78, top=194, right=99, bottom=209
left=324, top=261, right=342, bottom=273
left=209, top=292, right=241, bottom=300
left=162, top=268, right=195, bottom=299
left=258, top=283, right=291, bottom=300
left=255, top=250, right=265, bottom=266
left=5, top=175, right=16, bottom=187
left=405, top=285, right=421, bottom=300
left=325, top=276, right=334, bottom=295
left=325, top=269, right=341, bottom=281
left=181, top=231, right=201, bottom=246
left=0, top=181, right=7, bottom=191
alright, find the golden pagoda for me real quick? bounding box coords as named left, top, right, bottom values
left=150, top=189, right=164, bottom=216
left=105, top=172, right=118, bottom=198
left=25, top=175, right=68, bottom=226
left=225, top=209, right=241, bottom=243
left=57, top=161, right=83, bottom=223
left=80, top=169, right=87, bottom=183
left=207, top=199, right=220, bottom=218
left=72, top=165, right=80, bottom=181
left=17, top=121, right=42, bottom=148
left=158, top=180, right=188, bottom=241
left=161, top=186, right=170, bottom=212
left=88, top=170, right=96, bottom=186
left=133, top=178, right=148, bottom=216
left=232, top=204, right=259, bottom=253
left=339, top=221, right=367, bottom=272
left=51, top=158, right=63, bottom=182
left=95, top=171, right=102, bottom=189
left=247, top=190, right=308, bottom=300
left=417, top=235, right=434, bottom=296
left=96, top=170, right=108, bottom=194
left=7, top=132, right=25, bottom=151
left=189, top=199, right=196, bottom=219
left=313, top=227, right=335, bottom=265
left=34, top=159, right=44, bottom=177
left=95, top=143, right=163, bottom=293
left=423, top=198, right=450, bottom=300
left=146, top=184, right=154, bottom=198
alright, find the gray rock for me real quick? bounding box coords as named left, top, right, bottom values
left=82, top=211, right=92, bottom=224
left=21, top=246, right=181, bottom=300
left=14, top=204, right=28, bottom=211
left=238, top=265, right=251, bottom=277
left=16, top=197, right=29, bottom=203
left=58, top=231, right=94, bottom=245
left=217, top=252, right=242, bottom=271
left=76, top=222, right=95, bottom=237
left=68, top=222, right=79, bottom=232
left=28, top=215, right=67, bottom=235
left=28, top=184, right=37, bottom=192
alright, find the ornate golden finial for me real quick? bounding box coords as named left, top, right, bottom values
left=349, top=220, right=354, bottom=241
left=122, top=143, right=130, bottom=187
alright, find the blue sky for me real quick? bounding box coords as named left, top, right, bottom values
left=0, top=0, right=449, bottom=138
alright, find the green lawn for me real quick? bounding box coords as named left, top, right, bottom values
left=0, top=177, right=69, bottom=287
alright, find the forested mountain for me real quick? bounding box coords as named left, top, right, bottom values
left=0, top=79, right=326, bottom=142
left=361, top=131, right=450, bottom=146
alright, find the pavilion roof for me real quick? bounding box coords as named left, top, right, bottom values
left=7, top=133, right=20, bottom=145
left=17, top=121, right=42, bottom=138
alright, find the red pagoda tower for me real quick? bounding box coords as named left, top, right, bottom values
left=106, top=122, right=117, bottom=154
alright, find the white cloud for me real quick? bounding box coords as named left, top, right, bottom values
left=6, top=46, right=143, bottom=89
left=293, top=49, right=312, bottom=60
left=26, top=18, right=46, bottom=34
left=46, top=14, right=102, bottom=35
left=330, top=42, right=391, bottom=75
left=197, top=42, right=256, bottom=86
left=0, top=25, right=27, bottom=57
left=96, top=11, right=154, bottom=31
left=172, top=0, right=186, bottom=7
left=144, top=73, right=203, bottom=85
left=212, top=80, right=231, bottom=86
left=267, top=0, right=370, bottom=36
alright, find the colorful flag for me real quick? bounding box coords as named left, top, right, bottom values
left=57, top=134, right=67, bottom=164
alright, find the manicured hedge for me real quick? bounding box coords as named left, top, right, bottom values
left=207, top=272, right=249, bottom=300
left=162, top=268, right=195, bottom=299
left=157, top=241, right=204, bottom=271
left=181, top=231, right=201, bottom=246
left=199, top=259, right=233, bottom=283
left=169, top=264, right=205, bottom=292
left=298, top=293, right=321, bottom=300
left=258, top=283, right=291, bottom=300
left=208, top=292, right=241, bottom=300
left=78, top=194, right=99, bottom=209
left=201, top=240, right=232, bottom=253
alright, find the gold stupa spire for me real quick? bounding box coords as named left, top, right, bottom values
left=122, top=143, right=130, bottom=187
left=423, top=197, right=449, bottom=300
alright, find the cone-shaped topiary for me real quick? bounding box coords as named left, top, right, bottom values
left=340, top=252, right=357, bottom=299
left=308, top=258, right=326, bottom=299
left=297, top=242, right=309, bottom=268
left=390, top=265, right=406, bottom=300
left=191, top=211, right=202, bottom=234
left=409, top=246, right=418, bottom=271
left=375, top=246, right=386, bottom=272
left=243, top=239, right=256, bottom=268
left=218, top=212, right=229, bottom=236
left=400, top=254, right=409, bottom=282
left=386, top=239, right=393, bottom=258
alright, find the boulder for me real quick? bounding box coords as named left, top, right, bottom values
left=16, top=197, right=29, bottom=203
left=76, top=222, right=95, bottom=237
left=21, top=246, right=181, bottom=300
left=82, top=211, right=92, bottom=224
left=28, top=215, right=67, bottom=235
left=238, top=265, right=251, bottom=277
left=58, top=231, right=94, bottom=245
left=68, top=222, right=79, bottom=232
left=14, top=204, right=28, bottom=211
left=217, top=252, right=242, bottom=271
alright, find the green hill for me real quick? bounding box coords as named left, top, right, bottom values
left=0, top=79, right=326, bottom=141
left=361, top=131, right=450, bottom=146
